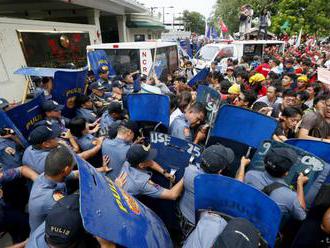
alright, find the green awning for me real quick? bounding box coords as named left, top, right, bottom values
left=127, top=21, right=165, bottom=29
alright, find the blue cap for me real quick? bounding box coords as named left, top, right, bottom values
left=126, top=144, right=157, bottom=167
left=89, top=81, right=105, bottom=90
left=42, top=100, right=64, bottom=112
left=28, top=125, right=58, bottom=145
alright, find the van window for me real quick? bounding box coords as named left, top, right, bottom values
left=196, top=46, right=220, bottom=61
left=102, top=49, right=140, bottom=75
left=154, top=45, right=178, bottom=79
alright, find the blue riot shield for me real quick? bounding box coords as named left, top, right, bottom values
left=196, top=85, right=221, bottom=123
left=138, top=132, right=202, bottom=230
left=194, top=174, right=281, bottom=248
left=207, top=105, right=278, bottom=177
left=187, top=67, right=210, bottom=87
left=249, top=140, right=330, bottom=206
left=285, top=139, right=330, bottom=164
left=0, top=110, right=29, bottom=147
left=127, top=94, right=170, bottom=132
left=87, top=50, right=116, bottom=79
left=6, top=94, right=45, bottom=139
left=77, top=156, right=172, bottom=248
left=52, top=68, right=88, bottom=118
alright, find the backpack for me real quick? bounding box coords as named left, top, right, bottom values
left=262, top=182, right=289, bottom=196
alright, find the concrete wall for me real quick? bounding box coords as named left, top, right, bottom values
left=0, top=17, right=100, bottom=102
left=126, top=28, right=162, bottom=42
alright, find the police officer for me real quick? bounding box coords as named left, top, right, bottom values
left=26, top=193, right=95, bottom=248
left=41, top=100, right=68, bottom=134
left=184, top=215, right=260, bottom=248
left=100, top=101, right=125, bottom=135
left=179, top=145, right=239, bottom=237
left=169, top=102, right=207, bottom=144
left=120, top=144, right=181, bottom=200
left=0, top=127, right=24, bottom=169
left=89, top=82, right=112, bottom=113
left=28, top=145, right=77, bottom=232
left=102, top=121, right=137, bottom=180
left=237, top=147, right=308, bottom=224
left=121, top=71, right=135, bottom=94
left=96, top=64, right=112, bottom=92
left=0, top=166, right=37, bottom=243
left=75, top=94, right=98, bottom=123
left=22, top=125, right=59, bottom=174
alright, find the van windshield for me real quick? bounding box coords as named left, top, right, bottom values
left=196, top=46, right=220, bottom=61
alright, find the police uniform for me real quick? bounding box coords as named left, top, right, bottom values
left=28, top=173, right=67, bottom=232
left=46, top=118, right=68, bottom=134
left=22, top=146, right=50, bottom=174
left=120, top=162, right=164, bottom=198
left=102, top=137, right=131, bottom=180
left=96, top=78, right=112, bottom=92
left=169, top=115, right=192, bottom=142
left=100, top=111, right=114, bottom=132
left=77, top=133, right=96, bottom=151
left=123, top=84, right=134, bottom=94
left=183, top=212, right=228, bottom=248
left=0, top=137, right=22, bottom=169
left=76, top=107, right=97, bottom=123
left=179, top=164, right=205, bottom=224
left=26, top=222, right=48, bottom=248
left=245, top=170, right=306, bottom=221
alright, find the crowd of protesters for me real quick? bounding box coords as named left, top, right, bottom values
left=0, top=34, right=330, bottom=248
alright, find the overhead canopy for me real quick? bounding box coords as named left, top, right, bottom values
left=127, top=21, right=165, bottom=29
left=14, top=66, right=88, bottom=77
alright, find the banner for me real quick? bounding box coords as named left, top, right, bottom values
left=127, top=94, right=170, bottom=128
left=187, top=67, right=210, bottom=87
left=209, top=105, right=278, bottom=149
left=194, top=174, right=281, bottom=248
left=0, top=110, right=29, bottom=147
left=87, top=50, right=116, bottom=79
left=249, top=140, right=330, bottom=206
left=285, top=139, right=330, bottom=164
left=317, top=68, right=330, bottom=85
left=52, top=68, right=88, bottom=118
left=77, top=156, right=172, bottom=248
left=6, top=94, right=45, bottom=140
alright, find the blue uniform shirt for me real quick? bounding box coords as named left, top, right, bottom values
left=100, top=111, right=114, bottom=132
left=169, top=115, right=192, bottom=142
left=102, top=138, right=131, bottom=180
left=245, top=170, right=306, bottom=221
left=183, top=212, right=228, bottom=248
left=0, top=167, right=21, bottom=185
left=179, top=164, right=205, bottom=224
left=28, top=173, right=67, bottom=232
left=77, top=134, right=96, bottom=151
left=0, top=138, right=22, bottom=169
left=120, top=162, right=164, bottom=198
left=97, top=78, right=112, bottom=92
left=22, top=146, right=51, bottom=174
left=76, top=108, right=97, bottom=123
left=26, top=222, right=48, bottom=248
left=46, top=118, right=68, bottom=134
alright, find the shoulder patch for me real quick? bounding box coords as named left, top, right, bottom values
left=53, top=191, right=64, bottom=202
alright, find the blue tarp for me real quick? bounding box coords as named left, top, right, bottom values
left=195, top=174, right=281, bottom=247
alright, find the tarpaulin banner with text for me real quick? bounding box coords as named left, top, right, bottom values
left=87, top=50, right=116, bottom=79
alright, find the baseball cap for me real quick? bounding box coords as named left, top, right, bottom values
left=249, top=73, right=266, bottom=84
left=200, top=144, right=235, bottom=173
left=264, top=147, right=297, bottom=176
left=98, top=64, right=109, bottom=74
left=89, top=81, right=105, bottom=90
left=28, top=125, right=58, bottom=145
left=126, top=144, right=157, bottom=166
left=120, top=120, right=138, bottom=134
left=297, top=75, right=308, bottom=82
left=0, top=98, right=9, bottom=110
left=42, top=100, right=64, bottom=112
left=112, top=80, right=123, bottom=89
left=228, top=84, right=240, bottom=95
left=108, top=101, right=123, bottom=114
left=214, top=218, right=260, bottom=248
left=45, top=194, right=84, bottom=247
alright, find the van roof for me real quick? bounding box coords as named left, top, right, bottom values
left=204, top=40, right=285, bottom=48
left=87, top=41, right=177, bottom=50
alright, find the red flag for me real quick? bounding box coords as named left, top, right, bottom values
left=219, top=17, right=228, bottom=33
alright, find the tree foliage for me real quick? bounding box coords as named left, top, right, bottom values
left=213, top=0, right=330, bottom=36
left=180, top=10, right=206, bottom=34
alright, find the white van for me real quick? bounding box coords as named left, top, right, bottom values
left=87, top=42, right=178, bottom=80
left=192, top=40, right=285, bottom=71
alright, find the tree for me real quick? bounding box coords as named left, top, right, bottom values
left=180, top=10, right=206, bottom=34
